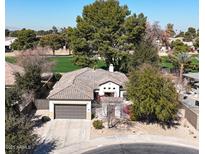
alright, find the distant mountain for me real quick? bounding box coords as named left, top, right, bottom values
left=5, top=26, right=21, bottom=31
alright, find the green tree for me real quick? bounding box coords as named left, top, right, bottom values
left=193, top=37, right=199, bottom=49
left=10, top=30, right=19, bottom=37
left=40, top=34, right=64, bottom=55
left=165, top=23, right=176, bottom=37
left=5, top=88, right=38, bottom=154
left=169, top=52, right=191, bottom=83
left=11, top=29, right=38, bottom=50
left=130, top=39, right=159, bottom=69
left=175, top=31, right=184, bottom=38
left=170, top=39, right=190, bottom=54
left=183, top=27, right=197, bottom=42
left=15, top=48, right=54, bottom=97
left=5, top=29, right=10, bottom=37
left=52, top=26, right=58, bottom=34
left=73, top=55, right=97, bottom=68
left=67, top=0, right=147, bottom=72
left=126, top=64, right=178, bottom=123
left=15, top=64, right=42, bottom=94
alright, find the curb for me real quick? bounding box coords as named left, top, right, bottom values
left=53, top=135, right=198, bottom=154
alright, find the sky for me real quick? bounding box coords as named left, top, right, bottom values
left=5, top=0, right=199, bottom=32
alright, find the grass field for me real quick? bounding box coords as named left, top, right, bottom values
left=48, top=56, right=81, bottom=72
left=160, top=55, right=199, bottom=72
left=5, top=56, right=16, bottom=63
left=5, top=56, right=106, bottom=73
left=6, top=55, right=198, bottom=73
left=160, top=56, right=174, bottom=69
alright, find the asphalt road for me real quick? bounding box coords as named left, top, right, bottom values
left=83, top=143, right=198, bottom=154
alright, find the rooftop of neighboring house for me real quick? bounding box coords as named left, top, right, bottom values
left=183, top=72, right=199, bottom=81
left=5, top=37, right=17, bottom=46
left=47, top=67, right=128, bottom=100
left=168, top=37, right=184, bottom=42
left=5, top=62, right=24, bottom=86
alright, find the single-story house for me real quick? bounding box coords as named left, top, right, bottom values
left=47, top=64, right=128, bottom=120
left=183, top=72, right=199, bottom=82
left=5, top=37, right=17, bottom=52
left=179, top=72, right=199, bottom=130
left=5, top=62, right=24, bottom=87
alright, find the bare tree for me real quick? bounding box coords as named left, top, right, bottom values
left=145, top=21, right=163, bottom=45
left=145, top=21, right=170, bottom=49
left=106, top=103, right=116, bottom=128
left=16, top=46, right=55, bottom=73
left=101, top=98, right=123, bottom=128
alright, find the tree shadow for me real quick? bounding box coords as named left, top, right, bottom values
left=28, top=109, right=50, bottom=128
left=137, top=115, right=181, bottom=130
left=33, top=139, right=57, bottom=154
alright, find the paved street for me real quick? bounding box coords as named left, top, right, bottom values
left=54, top=135, right=198, bottom=154
left=83, top=143, right=198, bottom=154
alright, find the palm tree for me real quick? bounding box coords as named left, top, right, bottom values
left=170, top=52, right=191, bottom=83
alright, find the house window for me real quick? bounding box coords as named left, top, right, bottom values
left=108, top=87, right=111, bottom=89
left=104, top=87, right=106, bottom=89
left=195, top=101, right=199, bottom=106
left=104, top=92, right=114, bottom=97
left=113, top=87, right=115, bottom=90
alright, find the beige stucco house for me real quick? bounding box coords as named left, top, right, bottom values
left=47, top=65, right=128, bottom=120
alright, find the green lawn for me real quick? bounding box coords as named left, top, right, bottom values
left=160, top=55, right=199, bottom=72
left=48, top=56, right=81, bottom=73
left=5, top=56, right=16, bottom=64
left=6, top=55, right=198, bottom=73
left=5, top=56, right=106, bottom=73
left=160, top=56, right=174, bottom=69
left=49, top=56, right=106, bottom=73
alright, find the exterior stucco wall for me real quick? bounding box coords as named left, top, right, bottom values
left=98, top=82, right=120, bottom=97
left=49, top=100, right=91, bottom=120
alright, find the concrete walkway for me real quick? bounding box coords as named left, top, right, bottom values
left=52, top=135, right=198, bottom=154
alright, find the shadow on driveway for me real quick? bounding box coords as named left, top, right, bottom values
left=33, top=139, right=57, bottom=154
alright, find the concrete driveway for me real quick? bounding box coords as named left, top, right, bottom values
left=34, top=119, right=91, bottom=153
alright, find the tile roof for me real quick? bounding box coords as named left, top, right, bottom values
left=5, top=62, right=24, bottom=86
left=48, top=67, right=128, bottom=100
left=183, top=73, right=199, bottom=81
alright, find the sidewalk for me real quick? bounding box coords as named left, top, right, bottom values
left=52, top=134, right=198, bottom=154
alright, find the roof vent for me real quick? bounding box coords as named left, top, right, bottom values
left=109, top=64, right=114, bottom=72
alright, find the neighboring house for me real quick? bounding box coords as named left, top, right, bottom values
left=5, top=62, right=32, bottom=113
left=47, top=64, right=128, bottom=120
left=182, top=72, right=199, bottom=106
left=5, top=62, right=24, bottom=87
left=168, top=37, right=184, bottom=43
left=179, top=72, right=199, bottom=130
left=5, top=37, right=17, bottom=52
left=168, top=37, right=197, bottom=53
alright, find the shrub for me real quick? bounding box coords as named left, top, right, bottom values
left=41, top=116, right=51, bottom=123
left=93, top=120, right=103, bottom=129
left=54, top=73, right=62, bottom=81
left=91, top=113, right=95, bottom=119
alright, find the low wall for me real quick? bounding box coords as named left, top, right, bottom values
left=35, top=99, right=49, bottom=110
left=182, top=103, right=199, bottom=130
